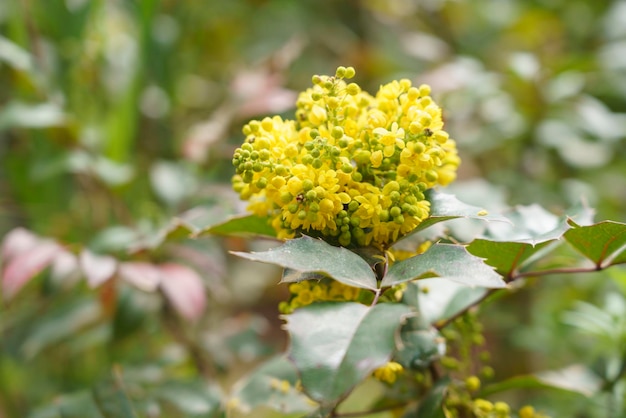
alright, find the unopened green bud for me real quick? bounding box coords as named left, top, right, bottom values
left=332, top=126, right=344, bottom=139
left=346, top=83, right=360, bottom=95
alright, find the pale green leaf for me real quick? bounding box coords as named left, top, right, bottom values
left=284, top=302, right=411, bottom=405
left=232, top=236, right=378, bottom=290
left=230, top=355, right=316, bottom=414
left=409, top=190, right=510, bottom=235
left=381, top=244, right=505, bottom=288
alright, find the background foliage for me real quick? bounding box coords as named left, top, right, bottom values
left=1, top=0, right=625, bottom=417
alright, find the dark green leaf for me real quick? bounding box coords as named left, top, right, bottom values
left=232, top=236, right=378, bottom=290
left=415, top=376, right=450, bottom=418
left=381, top=244, right=505, bottom=288
left=92, top=376, right=139, bottom=418
left=564, top=220, right=626, bottom=267
left=285, top=302, right=411, bottom=405
left=230, top=355, right=316, bottom=414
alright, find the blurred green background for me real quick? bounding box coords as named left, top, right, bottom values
left=1, top=0, right=625, bottom=417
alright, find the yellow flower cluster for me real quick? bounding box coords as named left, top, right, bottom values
left=372, top=361, right=404, bottom=384
left=278, top=279, right=362, bottom=314
left=232, top=66, right=460, bottom=247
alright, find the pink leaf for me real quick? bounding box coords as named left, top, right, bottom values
left=159, top=263, right=206, bottom=320
left=80, top=250, right=117, bottom=288
left=50, top=250, right=80, bottom=285
left=1, top=227, right=40, bottom=261
left=2, top=240, right=60, bottom=300
left=119, top=262, right=161, bottom=291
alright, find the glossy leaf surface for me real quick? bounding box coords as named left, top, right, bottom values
left=284, top=302, right=411, bottom=405
left=232, top=236, right=378, bottom=290
left=382, top=244, right=505, bottom=288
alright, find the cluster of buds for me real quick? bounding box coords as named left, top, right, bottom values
left=232, top=66, right=460, bottom=247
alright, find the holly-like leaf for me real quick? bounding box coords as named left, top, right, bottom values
left=482, top=202, right=594, bottom=244
left=230, top=355, right=316, bottom=415
left=381, top=244, right=505, bottom=288
left=465, top=204, right=600, bottom=276
left=284, top=302, right=411, bottom=406
left=409, top=190, right=510, bottom=235
left=564, top=220, right=626, bottom=267
left=232, top=236, right=378, bottom=290
left=466, top=240, right=554, bottom=277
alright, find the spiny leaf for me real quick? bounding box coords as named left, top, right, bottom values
left=284, top=302, right=411, bottom=405
left=466, top=203, right=597, bottom=276
left=409, top=190, right=510, bottom=235
left=466, top=240, right=554, bottom=277
left=564, top=220, right=626, bottom=267
left=232, top=236, right=378, bottom=290
left=381, top=244, right=505, bottom=288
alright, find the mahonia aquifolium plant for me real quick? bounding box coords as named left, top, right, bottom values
left=232, top=66, right=460, bottom=248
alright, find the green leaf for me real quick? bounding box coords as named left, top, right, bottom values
left=232, top=236, right=378, bottom=290
left=284, top=302, right=411, bottom=405
left=92, top=376, right=139, bottom=418
left=409, top=190, right=510, bottom=235
left=28, top=391, right=104, bottom=418
left=156, top=380, right=223, bottom=417
left=416, top=278, right=488, bottom=324
left=198, top=214, right=277, bottom=238
left=564, top=220, right=626, bottom=267
left=466, top=239, right=554, bottom=277
left=479, top=365, right=602, bottom=398
left=466, top=203, right=597, bottom=276
left=396, top=327, right=445, bottom=371
left=415, top=376, right=450, bottom=418
left=483, top=203, right=594, bottom=244
left=230, top=355, right=315, bottom=415
left=381, top=244, right=505, bottom=288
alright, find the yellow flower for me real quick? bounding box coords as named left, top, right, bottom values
left=231, top=66, right=460, bottom=248
left=373, top=361, right=404, bottom=384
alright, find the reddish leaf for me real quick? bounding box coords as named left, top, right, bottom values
left=119, top=262, right=161, bottom=291
left=2, top=240, right=60, bottom=300
left=80, top=250, right=118, bottom=288
left=159, top=263, right=206, bottom=320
